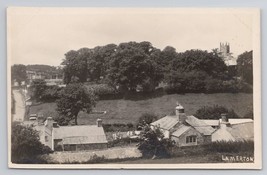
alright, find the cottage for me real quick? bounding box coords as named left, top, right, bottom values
left=207, top=114, right=254, bottom=142
left=23, top=117, right=108, bottom=151
left=151, top=104, right=215, bottom=147
left=151, top=104, right=254, bottom=147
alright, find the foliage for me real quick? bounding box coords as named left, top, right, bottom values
left=137, top=112, right=158, bottom=127
left=11, top=91, right=15, bottom=114
left=138, top=125, right=174, bottom=158
left=171, top=49, right=227, bottom=79
left=237, top=50, right=253, bottom=85
left=29, top=79, right=47, bottom=101
left=103, top=123, right=135, bottom=132
left=85, top=84, right=118, bottom=97
left=61, top=49, right=89, bottom=84
left=204, top=140, right=254, bottom=153
left=108, top=137, right=140, bottom=147
left=11, top=64, right=27, bottom=85
left=87, top=44, right=117, bottom=82
left=56, top=83, right=97, bottom=125
left=107, top=41, right=163, bottom=93
left=40, top=85, right=63, bottom=102
left=11, top=123, right=52, bottom=163
left=194, top=105, right=239, bottom=119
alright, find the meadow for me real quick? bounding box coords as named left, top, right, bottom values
left=28, top=93, right=253, bottom=125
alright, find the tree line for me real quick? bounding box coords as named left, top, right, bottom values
left=61, top=41, right=253, bottom=94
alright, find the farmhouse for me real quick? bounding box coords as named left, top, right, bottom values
left=23, top=117, right=108, bottom=151
left=151, top=104, right=254, bottom=147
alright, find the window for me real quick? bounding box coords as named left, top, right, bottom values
left=45, top=136, right=48, bottom=142
left=186, top=135, right=197, bottom=143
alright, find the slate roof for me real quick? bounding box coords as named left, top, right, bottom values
left=151, top=115, right=179, bottom=130
left=151, top=115, right=215, bottom=136
left=53, top=125, right=108, bottom=144
left=201, top=119, right=253, bottom=126
left=226, top=122, right=254, bottom=141
left=171, top=124, right=191, bottom=137
left=186, top=116, right=216, bottom=135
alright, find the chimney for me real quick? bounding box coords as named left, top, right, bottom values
left=219, top=113, right=230, bottom=128
left=96, top=118, right=103, bottom=127
left=175, top=103, right=187, bottom=123
left=44, top=117, right=53, bottom=130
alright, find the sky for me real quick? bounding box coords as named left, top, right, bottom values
left=7, top=8, right=258, bottom=66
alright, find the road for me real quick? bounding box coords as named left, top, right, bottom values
left=12, top=89, right=25, bottom=122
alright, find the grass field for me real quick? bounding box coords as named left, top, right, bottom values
left=28, top=93, right=253, bottom=125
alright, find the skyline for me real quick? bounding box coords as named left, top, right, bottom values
left=8, top=8, right=256, bottom=66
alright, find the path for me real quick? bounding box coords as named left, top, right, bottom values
left=12, top=89, right=25, bottom=122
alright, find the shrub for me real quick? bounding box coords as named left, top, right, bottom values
left=108, top=137, right=140, bottom=147
left=103, top=123, right=135, bottom=132
left=205, top=78, right=223, bottom=93
left=40, top=85, right=63, bottom=102
left=11, top=123, right=52, bottom=163
left=137, top=112, right=158, bottom=127
left=138, top=125, right=175, bottom=158
left=204, top=140, right=254, bottom=153
left=194, top=105, right=239, bottom=119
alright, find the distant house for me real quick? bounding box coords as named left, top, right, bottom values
left=23, top=118, right=108, bottom=151
left=151, top=104, right=254, bottom=147
left=203, top=115, right=254, bottom=142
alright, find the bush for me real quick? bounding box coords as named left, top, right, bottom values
left=11, top=123, right=52, bottom=163
left=194, top=105, right=239, bottom=119
left=205, top=78, right=223, bottom=93
left=85, top=84, right=121, bottom=100
left=138, top=125, right=175, bottom=158
left=108, top=137, right=140, bottom=147
left=103, top=123, right=135, bottom=132
left=137, top=112, right=158, bottom=127
left=204, top=140, right=254, bottom=153
left=40, top=85, right=63, bottom=102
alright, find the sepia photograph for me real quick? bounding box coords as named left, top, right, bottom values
left=7, top=7, right=261, bottom=169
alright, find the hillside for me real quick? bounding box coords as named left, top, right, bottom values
left=28, top=93, right=253, bottom=125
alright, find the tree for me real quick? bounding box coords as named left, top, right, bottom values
left=11, top=64, right=27, bottom=86
left=56, top=83, right=97, bottom=125
left=194, top=105, right=239, bottom=119
left=137, top=113, right=158, bottom=127
left=171, top=49, right=227, bottom=79
left=87, top=44, right=117, bottom=82
left=237, top=51, right=253, bottom=84
left=138, top=124, right=174, bottom=158
left=107, top=41, right=162, bottom=92
left=29, top=79, right=47, bottom=101
left=61, top=49, right=89, bottom=84
left=11, top=123, right=52, bottom=163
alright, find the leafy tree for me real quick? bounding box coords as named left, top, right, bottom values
left=61, top=49, right=89, bottom=84
left=194, top=105, right=239, bottom=119
left=29, top=79, right=47, bottom=101
left=237, top=50, right=253, bottom=84
left=107, top=41, right=162, bottom=92
left=11, top=64, right=27, bottom=86
left=138, top=124, right=174, bottom=158
left=87, top=44, right=117, bottom=82
left=11, top=123, right=52, bottom=163
left=56, top=83, right=97, bottom=125
left=171, top=49, right=227, bottom=79
left=137, top=112, right=158, bottom=127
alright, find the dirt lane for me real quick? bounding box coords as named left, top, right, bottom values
left=12, top=89, right=25, bottom=122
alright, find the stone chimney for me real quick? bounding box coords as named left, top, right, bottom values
left=175, top=103, right=187, bottom=123
left=44, top=117, right=53, bottom=130
left=219, top=113, right=230, bottom=128
left=96, top=118, right=103, bottom=127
